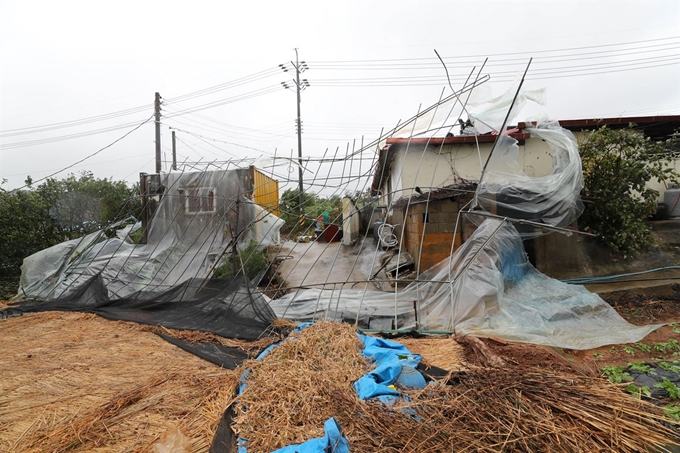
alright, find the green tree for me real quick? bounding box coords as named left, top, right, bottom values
left=579, top=125, right=679, bottom=254
left=36, top=171, right=140, bottom=238
left=278, top=188, right=344, bottom=234
left=0, top=184, right=58, bottom=275
left=0, top=172, right=140, bottom=276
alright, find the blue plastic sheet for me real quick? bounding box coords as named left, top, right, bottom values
left=354, top=335, right=426, bottom=402
left=271, top=418, right=350, bottom=453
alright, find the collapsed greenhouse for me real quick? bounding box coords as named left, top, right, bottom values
left=2, top=74, right=679, bottom=452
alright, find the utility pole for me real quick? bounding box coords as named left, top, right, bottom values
left=280, top=51, right=310, bottom=220
left=154, top=92, right=162, bottom=174
left=171, top=130, right=177, bottom=171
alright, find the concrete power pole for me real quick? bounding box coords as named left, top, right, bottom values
left=171, top=130, right=177, bottom=171
left=280, top=51, right=310, bottom=220
left=154, top=92, right=162, bottom=174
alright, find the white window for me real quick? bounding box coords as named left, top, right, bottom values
left=178, top=187, right=216, bottom=214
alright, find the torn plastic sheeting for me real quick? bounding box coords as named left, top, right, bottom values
left=270, top=418, right=350, bottom=453
left=473, top=121, right=584, bottom=232
left=468, top=84, right=546, bottom=135
left=353, top=335, right=426, bottom=402
left=17, top=169, right=284, bottom=302
left=270, top=219, right=661, bottom=350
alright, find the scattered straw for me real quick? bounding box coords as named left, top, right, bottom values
left=234, top=321, right=680, bottom=453
left=0, top=311, right=237, bottom=452
left=397, top=336, right=465, bottom=371
left=233, top=321, right=368, bottom=452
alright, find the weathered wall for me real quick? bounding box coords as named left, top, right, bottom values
left=395, top=196, right=474, bottom=273
left=341, top=198, right=361, bottom=246
left=391, top=139, right=556, bottom=202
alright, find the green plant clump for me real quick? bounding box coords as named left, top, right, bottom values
left=628, top=362, right=653, bottom=374
left=654, top=378, right=680, bottom=400
left=622, top=345, right=636, bottom=356
left=663, top=404, right=680, bottom=423
left=212, top=240, right=270, bottom=282
left=578, top=125, right=679, bottom=254
left=601, top=365, right=633, bottom=384
left=636, top=342, right=652, bottom=353
left=626, top=384, right=652, bottom=399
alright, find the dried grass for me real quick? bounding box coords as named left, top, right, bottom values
left=233, top=321, right=368, bottom=452
left=0, top=311, right=237, bottom=452
left=235, top=321, right=680, bottom=453
left=397, top=336, right=465, bottom=371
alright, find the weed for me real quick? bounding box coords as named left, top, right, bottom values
left=659, top=362, right=680, bottom=374
left=636, top=342, right=652, bottom=353
left=622, top=346, right=636, bottom=356
left=663, top=404, right=680, bottom=423
left=626, top=384, right=652, bottom=399
left=654, top=378, right=680, bottom=400
left=609, top=346, right=617, bottom=354
left=592, top=352, right=603, bottom=358
left=668, top=339, right=680, bottom=352
left=601, top=365, right=633, bottom=383
left=655, top=342, right=670, bottom=354
left=628, top=362, right=653, bottom=374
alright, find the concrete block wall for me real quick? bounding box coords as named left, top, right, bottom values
left=396, top=196, right=472, bottom=274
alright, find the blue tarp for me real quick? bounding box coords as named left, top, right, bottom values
left=271, top=418, right=350, bottom=453
left=353, top=335, right=426, bottom=402
left=240, top=326, right=428, bottom=453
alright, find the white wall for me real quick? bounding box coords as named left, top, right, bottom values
left=383, top=134, right=677, bottom=206
left=390, top=138, right=556, bottom=202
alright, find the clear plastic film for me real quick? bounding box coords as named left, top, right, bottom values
left=474, top=121, right=585, bottom=231
left=270, top=219, right=659, bottom=350
left=18, top=169, right=283, bottom=301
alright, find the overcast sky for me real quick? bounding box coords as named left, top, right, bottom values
left=1, top=0, right=679, bottom=194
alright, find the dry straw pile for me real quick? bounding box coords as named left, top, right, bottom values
left=235, top=321, right=679, bottom=453
left=0, top=311, right=239, bottom=452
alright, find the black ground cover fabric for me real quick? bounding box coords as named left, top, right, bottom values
left=629, top=361, right=680, bottom=399
left=156, top=333, right=251, bottom=369
left=210, top=402, right=237, bottom=453
left=0, top=274, right=275, bottom=341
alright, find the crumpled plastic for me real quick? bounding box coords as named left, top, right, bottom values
left=153, top=426, right=191, bottom=453
left=271, top=219, right=661, bottom=350
left=353, top=335, right=426, bottom=402
left=270, top=418, right=350, bottom=453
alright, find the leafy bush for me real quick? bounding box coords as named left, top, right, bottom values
left=278, top=188, right=343, bottom=234
left=578, top=125, right=679, bottom=254
left=0, top=172, right=139, bottom=276
left=212, top=240, right=270, bottom=282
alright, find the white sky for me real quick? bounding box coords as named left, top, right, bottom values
left=1, top=0, right=679, bottom=194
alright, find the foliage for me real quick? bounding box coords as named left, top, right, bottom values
left=578, top=125, right=679, bottom=254
left=628, top=362, right=653, bottom=374
left=622, top=345, right=636, bottom=356
left=212, top=240, right=270, bottom=282
left=601, top=365, right=633, bottom=383
left=625, top=384, right=651, bottom=399
left=636, top=342, right=652, bottom=353
left=654, top=340, right=680, bottom=354
left=0, top=172, right=140, bottom=276
left=658, top=362, right=680, bottom=374
left=278, top=188, right=343, bottom=234
left=663, top=404, right=680, bottom=422
left=654, top=378, right=680, bottom=400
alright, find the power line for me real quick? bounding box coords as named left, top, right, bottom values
left=10, top=114, right=154, bottom=191
left=0, top=119, right=153, bottom=150
left=308, top=35, right=680, bottom=64
left=0, top=66, right=281, bottom=137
